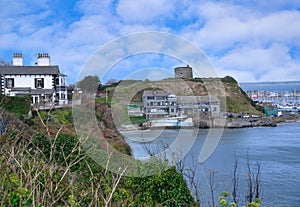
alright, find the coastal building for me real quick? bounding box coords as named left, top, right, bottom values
left=142, top=90, right=220, bottom=119
left=0, top=53, right=68, bottom=106
left=177, top=96, right=220, bottom=117
left=142, top=90, right=177, bottom=119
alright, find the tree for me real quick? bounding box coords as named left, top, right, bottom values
left=106, top=78, right=118, bottom=85
left=77, top=75, right=100, bottom=93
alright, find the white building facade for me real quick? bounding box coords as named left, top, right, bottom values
left=0, top=53, right=68, bottom=106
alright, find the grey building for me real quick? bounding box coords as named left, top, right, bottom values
left=142, top=90, right=220, bottom=119
left=142, top=90, right=177, bottom=119
left=177, top=96, right=220, bottom=117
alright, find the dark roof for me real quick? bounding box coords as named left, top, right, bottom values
left=0, top=66, right=60, bottom=75
left=143, top=90, right=169, bottom=97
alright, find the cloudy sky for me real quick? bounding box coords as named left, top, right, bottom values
left=1, top=0, right=300, bottom=83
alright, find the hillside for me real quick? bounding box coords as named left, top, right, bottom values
left=0, top=97, right=195, bottom=206
left=111, top=76, right=262, bottom=115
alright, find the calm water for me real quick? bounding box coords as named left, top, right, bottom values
left=125, top=122, right=300, bottom=207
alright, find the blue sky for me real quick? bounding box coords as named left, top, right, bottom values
left=1, top=0, right=300, bottom=83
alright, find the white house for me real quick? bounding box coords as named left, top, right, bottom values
left=0, top=53, right=68, bottom=105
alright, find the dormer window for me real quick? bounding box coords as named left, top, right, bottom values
left=35, top=78, right=44, bottom=89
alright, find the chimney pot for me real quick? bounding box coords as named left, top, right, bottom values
left=37, top=52, right=50, bottom=66
left=12, top=52, right=23, bottom=66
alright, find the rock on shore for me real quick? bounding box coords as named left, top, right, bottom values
left=226, top=118, right=277, bottom=128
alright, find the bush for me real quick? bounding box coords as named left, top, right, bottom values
left=0, top=94, right=31, bottom=119
left=120, top=166, right=195, bottom=206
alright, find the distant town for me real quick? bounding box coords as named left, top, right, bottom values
left=240, top=82, right=300, bottom=115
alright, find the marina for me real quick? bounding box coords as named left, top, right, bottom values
left=240, top=81, right=300, bottom=113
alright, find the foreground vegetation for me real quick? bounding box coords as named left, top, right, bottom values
left=0, top=80, right=263, bottom=206
left=0, top=97, right=195, bottom=206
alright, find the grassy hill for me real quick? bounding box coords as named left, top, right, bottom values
left=109, top=76, right=262, bottom=115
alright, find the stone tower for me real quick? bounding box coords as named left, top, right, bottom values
left=174, top=65, right=193, bottom=79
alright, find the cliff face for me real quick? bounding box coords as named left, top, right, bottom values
left=95, top=103, right=132, bottom=155
left=0, top=94, right=132, bottom=156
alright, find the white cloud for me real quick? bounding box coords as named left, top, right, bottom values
left=218, top=68, right=257, bottom=82
left=1, top=0, right=300, bottom=83
left=215, top=43, right=300, bottom=82
left=252, top=10, right=300, bottom=43
left=183, top=4, right=300, bottom=52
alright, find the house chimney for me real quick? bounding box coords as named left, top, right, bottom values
left=37, top=53, right=50, bottom=66
left=12, top=53, right=23, bottom=66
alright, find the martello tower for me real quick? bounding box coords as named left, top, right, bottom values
left=174, top=65, right=193, bottom=79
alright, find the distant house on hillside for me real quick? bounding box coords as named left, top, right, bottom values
left=0, top=53, right=68, bottom=106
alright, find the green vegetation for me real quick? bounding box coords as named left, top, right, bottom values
left=0, top=94, right=31, bottom=119
left=122, top=166, right=195, bottom=206
left=226, top=97, right=259, bottom=114
left=183, top=76, right=237, bottom=84
left=77, top=75, right=100, bottom=92
left=129, top=115, right=148, bottom=124
left=0, top=112, right=195, bottom=206
left=224, top=81, right=261, bottom=114
left=219, top=192, right=261, bottom=207
left=221, top=76, right=238, bottom=84
left=0, top=75, right=265, bottom=206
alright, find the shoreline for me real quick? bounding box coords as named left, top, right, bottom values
left=120, top=115, right=300, bottom=131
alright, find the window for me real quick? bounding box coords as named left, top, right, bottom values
left=61, top=77, right=66, bottom=85
left=60, top=93, right=66, bottom=99
left=156, top=96, right=164, bottom=100
left=55, top=77, right=59, bottom=85
left=35, top=78, right=44, bottom=88
left=5, top=78, right=14, bottom=88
